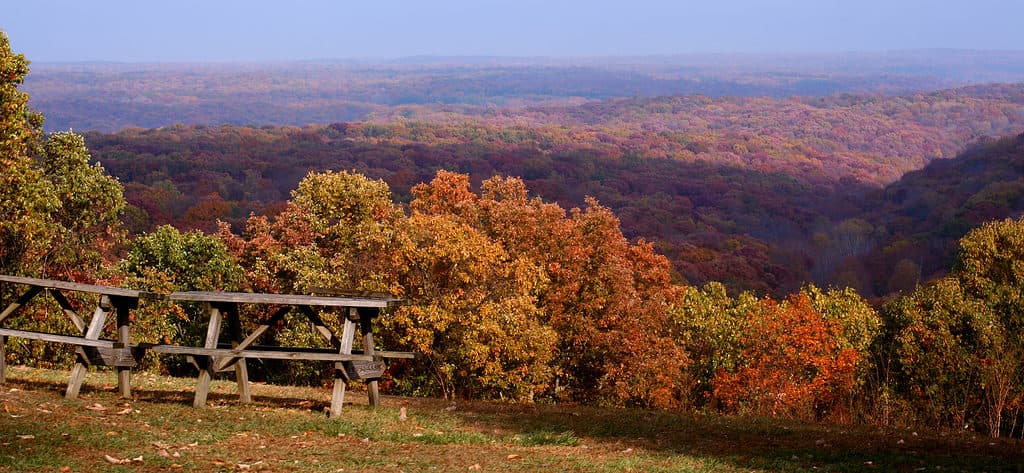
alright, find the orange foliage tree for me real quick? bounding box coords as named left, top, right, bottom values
left=407, top=171, right=689, bottom=407
left=712, top=293, right=860, bottom=420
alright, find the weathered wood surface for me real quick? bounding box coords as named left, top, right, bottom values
left=147, top=344, right=375, bottom=361
left=193, top=304, right=224, bottom=408
left=0, top=335, right=6, bottom=383
left=80, top=346, right=137, bottom=368
left=66, top=304, right=110, bottom=399
left=360, top=307, right=381, bottom=407
left=330, top=308, right=359, bottom=418
left=0, top=328, right=117, bottom=348
left=115, top=303, right=132, bottom=397
left=168, top=291, right=400, bottom=308
left=0, top=275, right=155, bottom=299
left=208, top=343, right=414, bottom=359
left=344, top=360, right=386, bottom=380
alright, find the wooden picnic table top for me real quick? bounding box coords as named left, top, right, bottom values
left=167, top=290, right=402, bottom=308
left=0, top=275, right=155, bottom=300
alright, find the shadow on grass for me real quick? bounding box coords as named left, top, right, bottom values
left=416, top=399, right=1024, bottom=472
left=6, top=374, right=1024, bottom=472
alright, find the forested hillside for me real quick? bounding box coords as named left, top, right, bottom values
left=85, top=84, right=1024, bottom=295
left=852, top=133, right=1024, bottom=295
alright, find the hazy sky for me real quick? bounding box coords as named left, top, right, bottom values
left=4, top=0, right=1023, bottom=62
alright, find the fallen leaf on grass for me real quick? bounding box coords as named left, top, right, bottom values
left=84, top=403, right=107, bottom=411
left=116, top=408, right=133, bottom=415
left=16, top=435, right=35, bottom=440
left=59, top=467, right=70, bottom=472
left=507, top=454, right=521, bottom=460
left=104, top=454, right=143, bottom=464
left=468, top=464, right=481, bottom=471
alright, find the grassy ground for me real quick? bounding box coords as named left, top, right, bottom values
left=0, top=366, right=1022, bottom=472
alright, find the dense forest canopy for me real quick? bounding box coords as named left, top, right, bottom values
left=84, top=83, right=1024, bottom=296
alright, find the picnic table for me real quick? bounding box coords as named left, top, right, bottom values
left=0, top=275, right=411, bottom=417
left=156, top=290, right=409, bottom=417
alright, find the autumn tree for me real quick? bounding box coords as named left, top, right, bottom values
left=712, top=293, right=861, bottom=420
left=407, top=171, right=689, bottom=407
left=884, top=217, right=1024, bottom=437
left=0, top=33, right=125, bottom=280
left=671, top=282, right=759, bottom=406
left=380, top=213, right=555, bottom=400
left=0, top=31, right=56, bottom=276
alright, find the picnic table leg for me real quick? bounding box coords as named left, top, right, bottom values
left=0, top=335, right=6, bottom=383
left=359, top=308, right=380, bottom=408
left=194, top=303, right=223, bottom=408
left=115, top=302, right=132, bottom=398
left=225, top=303, right=251, bottom=403
left=329, top=308, right=357, bottom=418
left=66, top=298, right=111, bottom=399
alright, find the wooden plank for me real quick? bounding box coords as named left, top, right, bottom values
left=308, top=287, right=398, bottom=299
left=368, top=350, right=415, bottom=359
left=0, top=335, right=6, bottom=383
left=168, top=291, right=399, bottom=308
left=147, top=344, right=373, bottom=361
left=329, top=308, right=358, bottom=418
left=194, top=304, right=223, bottom=408
left=210, top=343, right=414, bottom=359
left=0, top=329, right=410, bottom=360
left=0, top=275, right=153, bottom=299
left=360, top=308, right=380, bottom=407
left=80, top=346, right=137, bottom=368
left=48, top=290, right=86, bottom=333
left=344, top=360, right=385, bottom=380
left=0, top=328, right=116, bottom=348
left=0, top=285, right=43, bottom=323
left=115, top=302, right=132, bottom=398
left=66, top=303, right=110, bottom=399
left=234, top=342, right=251, bottom=403
left=223, top=303, right=250, bottom=403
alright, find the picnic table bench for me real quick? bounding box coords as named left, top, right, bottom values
left=0, top=275, right=411, bottom=418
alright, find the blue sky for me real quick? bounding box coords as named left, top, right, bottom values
left=4, top=0, right=1023, bottom=62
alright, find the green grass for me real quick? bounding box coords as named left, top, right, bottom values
left=1, top=365, right=1022, bottom=472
